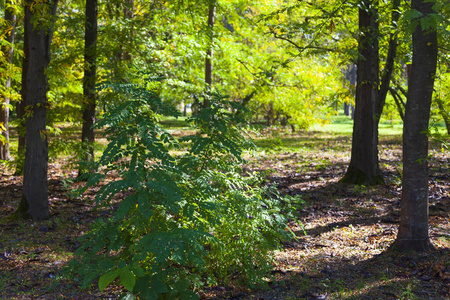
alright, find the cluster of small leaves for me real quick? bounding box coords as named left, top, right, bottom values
left=181, top=94, right=253, bottom=164
left=66, top=81, right=302, bottom=299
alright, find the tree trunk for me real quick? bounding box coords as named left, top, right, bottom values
left=15, top=99, right=25, bottom=175
left=0, top=4, right=16, bottom=161
left=203, top=1, right=216, bottom=108
left=267, top=102, right=274, bottom=126
left=436, top=98, right=450, bottom=135
left=389, top=87, right=405, bottom=121
left=107, top=0, right=134, bottom=81
left=18, top=0, right=58, bottom=221
left=79, top=0, right=98, bottom=175
left=392, top=0, right=437, bottom=252
left=376, top=0, right=400, bottom=119
left=341, top=0, right=382, bottom=185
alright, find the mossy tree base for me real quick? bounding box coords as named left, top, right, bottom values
left=10, top=196, right=32, bottom=220
left=340, top=166, right=384, bottom=186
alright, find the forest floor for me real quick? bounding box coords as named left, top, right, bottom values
left=0, top=126, right=449, bottom=300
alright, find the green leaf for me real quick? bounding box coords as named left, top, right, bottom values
left=150, top=276, right=169, bottom=294
left=180, top=290, right=199, bottom=300
left=404, top=9, right=422, bottom=21
left=174, top=278, right=191, bottom=292
left=131, top=265, right=144, bottom=277
left=120, top=268, right=136, bottom=292
left=134, top=275, right=158, bottom=300
left=98, top=269, right=120, bottom=291
left=119, top=293, right=137, bottom=300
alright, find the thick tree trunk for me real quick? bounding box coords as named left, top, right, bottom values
left=79, top=0, right=98, bottom=175
left=392, top=0, right=437, bottom=252
left=341, top=0, right=382, bottom=185
left=342, top=0, right=401, bottom=185
left=203, top=2, right=216, bottom=108
left=18, top=0, right=58, bottom=221
left=0, top=5, right=16, bottom=161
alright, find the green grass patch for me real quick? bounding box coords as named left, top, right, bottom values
left=159, top=116, right=191, bottom=130
left=314, top=112, right=448, bottom=138
left=312, top=113, right=404, bottom=136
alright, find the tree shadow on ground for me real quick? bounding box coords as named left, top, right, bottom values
left=213, top=158, right=449, bottom=299
left=209, top=246, right=449, bottom=300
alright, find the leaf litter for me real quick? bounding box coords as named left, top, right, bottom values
left=0, top=130, right=449, bottom=299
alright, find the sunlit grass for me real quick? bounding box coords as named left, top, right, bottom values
left=312, top=113, right=404, bottom=136
left=159, top=115, right=191, bottom=130
left=312, top=111, right=448, bottom=137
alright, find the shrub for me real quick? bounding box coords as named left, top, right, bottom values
left=67, top=79, right=302, bottom=299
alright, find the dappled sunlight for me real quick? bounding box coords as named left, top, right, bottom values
left=238, top=128, right=449, bottom=299
left=1, top=119, right=448, bottom=299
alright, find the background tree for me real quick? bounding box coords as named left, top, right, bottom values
left=222, top=0, right=348, bottom=128
left=203, top=0, right=216, bottom=108
left=79, top=0, right=98, bottom=174
left=341, top=0, right=381, bottom=185
left=435, top=78, right=450, bottom=134
left=18, top=0, right=58, bottom=220
left=436, top=97, right=450, bottom=134
left=341, top=0, right=401, bottom=185
left=0, top=1, right=16, bottom=160
left=392, top=0, right=438, bottom=252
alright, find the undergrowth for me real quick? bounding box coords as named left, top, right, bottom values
left=66, top=77, right=303, bottom=299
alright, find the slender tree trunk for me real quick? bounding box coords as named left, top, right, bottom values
left=241, top=90, right=256, bottom=107
left=267, top=102, right=274, bottom=126
left=17, top=0, right=58, bottom=221
left=436, top=98, right=450, bottom=135
left=392, top=0, right=437, bottom=252
left=79, top=0, right=98, bottom=175
left=0, top=4, right=16, bottom=161
left=107, top=0, right=134, bottom=81
left=203, top=1, right=216, bottom=108
left=120, top=0, right=134, bottom=62
left=15, top=99, right=25, bottom=174
left=389, top=87, right=405, bottom=121
left=376, top=0, right=400, bottom=119
left=15, top=2, right=25, bottom=174
left=341, top=0, right=382, bottom=185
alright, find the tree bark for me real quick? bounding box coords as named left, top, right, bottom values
left=436, top=98, right=450, bottom=135
left=15, top=99, right=25, bottom=175
left=18, top=0, right=58, bottom=221
left=376, top=0, right=400, bottom=119
left=203, top=1, right=216, bottom=108
left=389, top=87, right=405, bottom=121
left=341, top=0, right=382, bottom=185
left=0, top=4, right=16, bottom=161
left=392, top=0, right=437, bottom=252
left=79, top=0, right=98, bottom=175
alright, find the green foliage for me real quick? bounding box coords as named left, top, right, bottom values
left=67, top=79, right=302, bottom=299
